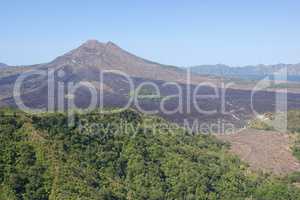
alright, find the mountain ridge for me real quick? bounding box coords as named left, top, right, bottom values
left=0, top=63, right=8, bottom=68
left=190, top=63, right=300, bottom=80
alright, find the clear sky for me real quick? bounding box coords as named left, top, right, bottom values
left=1, top=0, right=300, bottom=66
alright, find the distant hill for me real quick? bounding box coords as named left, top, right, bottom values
left=190, top=63, right=300, bottom=82
left=0, top=63, right=8, bottom=68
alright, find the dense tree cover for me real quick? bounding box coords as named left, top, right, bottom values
left=1, top=108, right=300, bottom=200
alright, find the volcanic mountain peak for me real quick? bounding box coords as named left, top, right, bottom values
left=81, top=39, right=106, bottom=48
left=79, top=40, right=120, bottom=51
left=80, top=39, right=118, bottom=48
left=46, top=39, right=207, bottom=84
left=70, top=40, right=127, bottom=59
left=50, top=40, right=115, bottom=66
left=50, top=39, right=151, bottom=69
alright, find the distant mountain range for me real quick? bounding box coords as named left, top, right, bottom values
left=190, top=64, right=300, bottom=81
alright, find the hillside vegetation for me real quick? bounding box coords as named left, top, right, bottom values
left=1, top=108, right=300, bottom=200
left=248, top=110, right=300, bottom=162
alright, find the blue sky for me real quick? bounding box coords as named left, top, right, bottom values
left=1, top=0, right=300, bottom=66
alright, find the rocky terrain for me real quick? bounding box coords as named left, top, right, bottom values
left=217, top=129, right=300, bottom=175
left=1, top=40, right=300, bottom=130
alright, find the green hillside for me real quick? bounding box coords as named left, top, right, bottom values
left=0, top=108, right=300, bottom=200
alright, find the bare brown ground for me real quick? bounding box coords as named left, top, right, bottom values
left=217, top=129, right=300, bottom=175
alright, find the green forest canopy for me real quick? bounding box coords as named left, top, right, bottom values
left=0, top=108, right=300, bottom=200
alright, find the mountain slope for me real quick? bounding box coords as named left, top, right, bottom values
left=0, top=63, right=8, bottom=68
left=1, top=108, right=300, bottom=200
left=46, top=40, right=207, bottom=83
left=0, top=40, right=213, bottom=104
left=1, top=40, right=300, bottom=129
left=0, top=40, right=218, bottom=116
